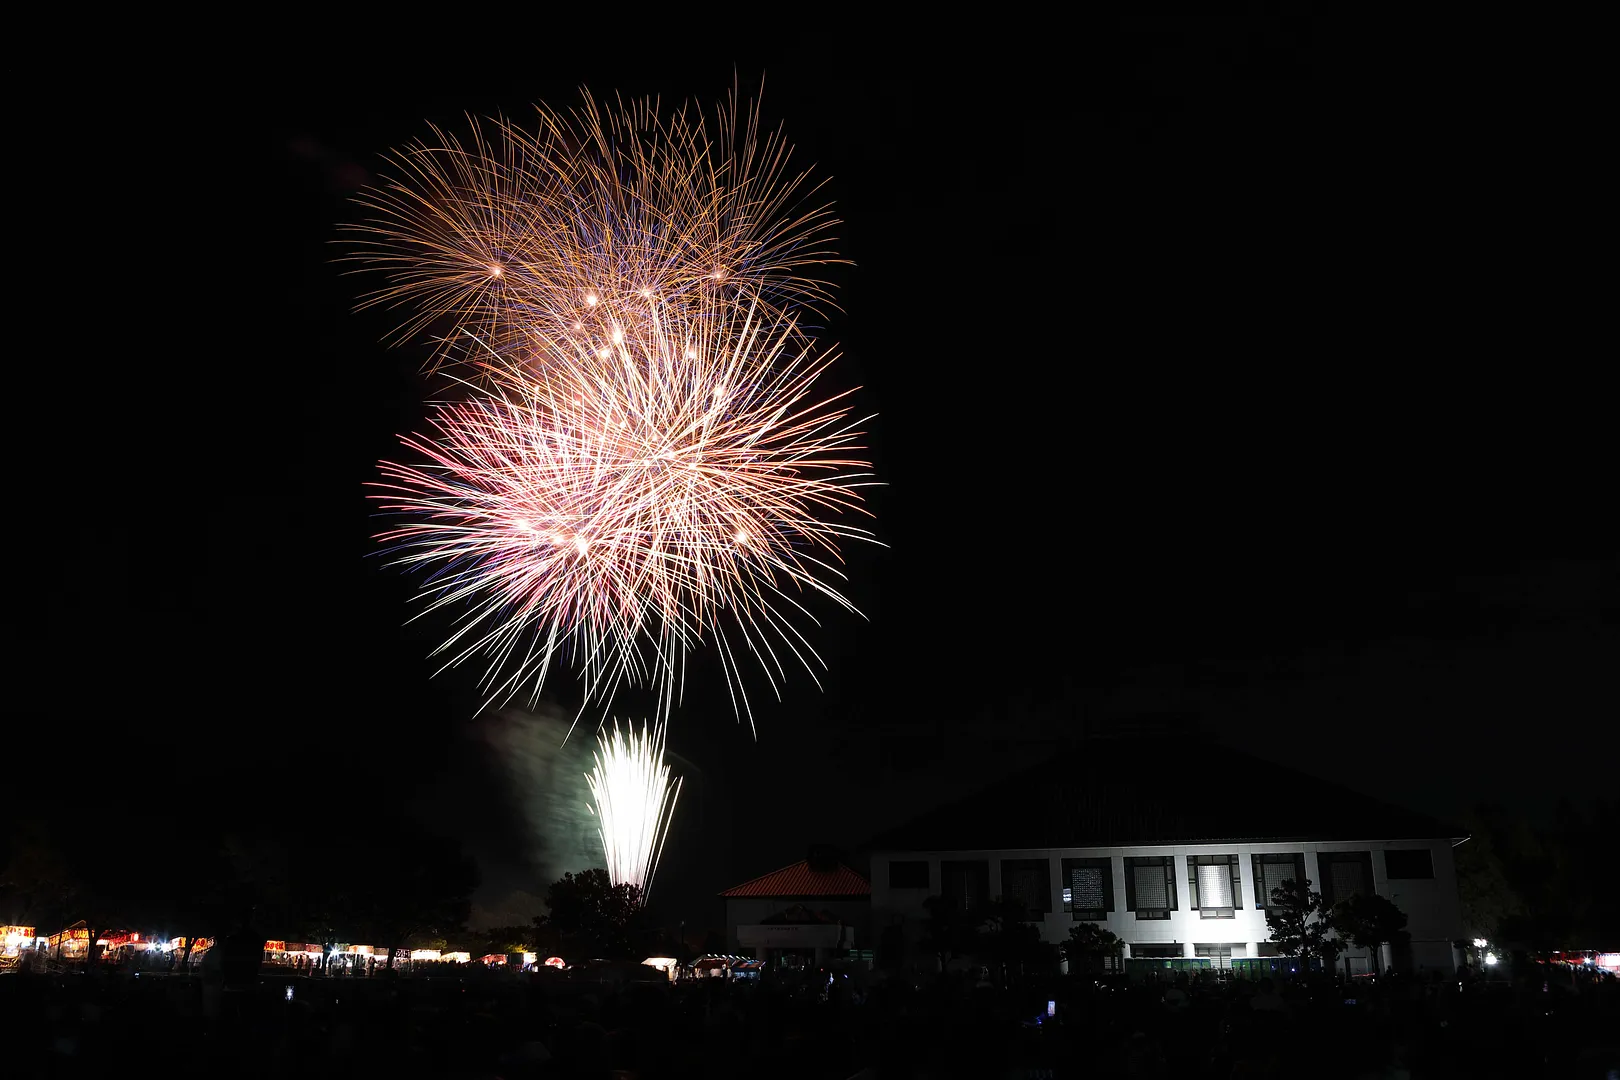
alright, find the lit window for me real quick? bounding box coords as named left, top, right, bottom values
left=1125, top=856, right=1176, bottom=920
left=1061, top=857, right=1114, bottom=920
left=1189, top=854, right=1240, bottom=918
left=1252, top=853, right=1308, bottom=908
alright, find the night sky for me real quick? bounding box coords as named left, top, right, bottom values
left=16, top=18, right=1615, bottom=932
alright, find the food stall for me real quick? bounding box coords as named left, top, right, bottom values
left=2, top=926, right=37, bottom=959
left=691, top=954, right=760, bottom=980
left=46, top=922, right=91, bottom=958
left=1, top=926, right=39, bottom=970
left=641, top=956, right=679, bottom=982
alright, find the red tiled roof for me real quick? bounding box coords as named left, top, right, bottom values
left=719, top=860, right=870, bottom=898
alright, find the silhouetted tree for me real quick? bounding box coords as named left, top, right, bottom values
left=1264, top=878, right=1341, bottom=972
left=538, top=869, right=643, bottom=959
left=1064, top=921, right=1122, bottom=976
left=484, top=924, right=536, bottom=956
left=979, top=896, right=1047, bottom=984
left=1334, top=892, right=1409, bottom=975
left=154, top=839, right=239, bottom=971
left=0, top=822, right=74, bottom=935
left=52, top=839, right=160, bottom=971
left=919, top=895, right=981, bottom=974
left=1454, top=806, right=1528, bottom=943
left=363, top=829, right=480, bottom=970
left=1469, top=799, right=1620, bottom=954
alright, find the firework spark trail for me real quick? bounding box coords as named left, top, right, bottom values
left=344, top=86, right=846, bottom=379
left=370, top=302, right=878, bottom=725
left=585, top=719, right=683, bottom=899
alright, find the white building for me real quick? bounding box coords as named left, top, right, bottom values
left=720, top=852, right=869, bottom=968
left=867, top=743, right=1467, bottom=975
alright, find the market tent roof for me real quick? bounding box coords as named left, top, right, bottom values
left=719, top=859, right=870, bottom=899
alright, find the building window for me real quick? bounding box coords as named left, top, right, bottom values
left=1061, top=857, right=1114, bottom=920
left=1124, top=856, right=1177, bottom=920
left=1383, top=848, right=1434, bottom=880
left=1252, top=853, right=1308, bottom=908
left=1317, top=851, right=1375, bottom=907
left=1188, top=854, right=1241, bottom=918
left=1000, top=859, right=1051, bottom=916
left=940, top=860, right=989, bottom=913
left=1195, top=943, right=1234, bottom=969
left=888, top=860, right=930, bottom=890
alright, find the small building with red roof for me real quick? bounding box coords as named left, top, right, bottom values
left=720, top=845, right=870, bottom=966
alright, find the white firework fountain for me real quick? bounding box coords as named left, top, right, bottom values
left=585, top=720, right=682, bottom=901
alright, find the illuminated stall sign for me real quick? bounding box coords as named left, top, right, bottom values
left=3, top=926, right=37, bottom=958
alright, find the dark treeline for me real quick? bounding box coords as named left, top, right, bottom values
left=1455, top=798, right=1620, bottom=952
left=0, top=792, right=480, bottom=968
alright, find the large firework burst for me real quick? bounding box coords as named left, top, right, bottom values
left=371, top=302, right=876, bottom=723
left=358, top=85, right=875, bottom=724
left=345, top=87, right=844, bottom=378
left=585, top=719, right=682, bottom=900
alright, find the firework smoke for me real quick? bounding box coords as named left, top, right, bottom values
left=480, top=706, right=600, bottom=886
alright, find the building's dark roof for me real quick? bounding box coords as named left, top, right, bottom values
left=864, top=739, right=1465, bottom=852
left=719, top=859, right=871, bottom=899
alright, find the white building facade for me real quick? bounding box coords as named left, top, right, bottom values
left=864, top=738, right=1470, bottom=976
left=871, top=836, right=1465, bottom=974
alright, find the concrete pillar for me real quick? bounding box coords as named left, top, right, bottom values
left=1183, top=941, right=1196, bottom=959
left=1121, top=943, right=1132, bottom=960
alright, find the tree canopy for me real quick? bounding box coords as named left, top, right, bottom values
left=538, top=868, right=644, bottom=959
left=1335, top=891, right=1409, bottom=972
left=1064, top=921, right=1123, bottom=974
left=1460, top=799, right=1620, bottom=951
left=1263, top=877, right=1342, bottom=969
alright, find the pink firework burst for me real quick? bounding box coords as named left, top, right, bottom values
left=371, top=303, right=877, bottom=726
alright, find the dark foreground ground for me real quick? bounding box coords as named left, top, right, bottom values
left=2, top=966, right=1617, bottom=1078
